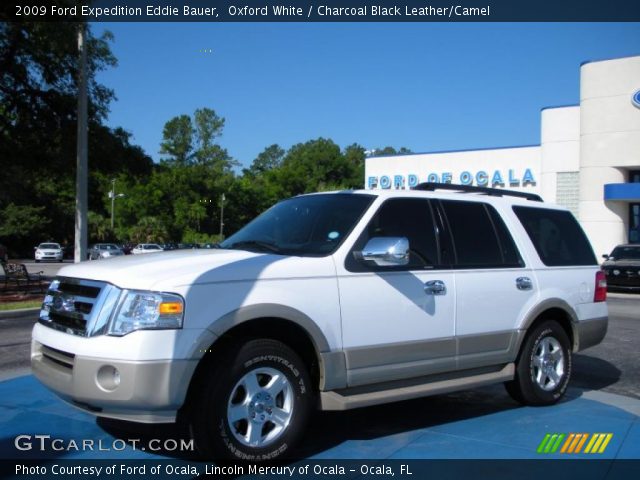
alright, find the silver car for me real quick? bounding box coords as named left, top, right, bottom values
left=88, top=243, right=125, bottom=260
left=131, top=243, right=164, bottom=254
left=34, top=243, right=63, bottom=262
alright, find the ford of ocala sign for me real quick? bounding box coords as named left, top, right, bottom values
left=367, top=168, right=537, bottom=190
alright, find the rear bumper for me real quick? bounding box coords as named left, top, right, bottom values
left=31, top=340, right=198, bottom=423
left=575, top=316, right=608, bottom=351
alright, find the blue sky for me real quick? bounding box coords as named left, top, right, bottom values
left=95, top=23, right=640, bottom=168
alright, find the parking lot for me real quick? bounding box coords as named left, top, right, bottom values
left=0, top=293, right=638, bottom=467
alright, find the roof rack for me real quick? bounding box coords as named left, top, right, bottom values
left=412, top=182, right=543, bottom=202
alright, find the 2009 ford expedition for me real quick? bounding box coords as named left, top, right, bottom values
left=32, top=183, right=608, bottom=460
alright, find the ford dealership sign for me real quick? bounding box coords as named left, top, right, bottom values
left=633, top=89, right=640, bottom=109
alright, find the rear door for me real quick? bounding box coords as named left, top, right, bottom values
left=436, top=199, right=535, bottom=369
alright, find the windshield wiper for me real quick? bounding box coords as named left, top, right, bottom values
left=226, top=240, right=282, bottom=254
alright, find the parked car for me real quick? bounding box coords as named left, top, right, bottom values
left=34, top=242, right=63, bottom=262
left=131, top=243, right=164, bottom=254
left=88, top=243, right=125, bottom=260
left=32, top=183, right=607, bottom=461
left=602, top=244, right=640, bottom=292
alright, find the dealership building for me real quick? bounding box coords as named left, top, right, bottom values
left=365, top=55, right=640, bottom=258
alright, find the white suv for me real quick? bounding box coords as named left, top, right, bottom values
left=31, top=184, right=608, bottom=461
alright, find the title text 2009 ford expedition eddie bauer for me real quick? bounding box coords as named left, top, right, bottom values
left=31, top=183, right=608, bottom=461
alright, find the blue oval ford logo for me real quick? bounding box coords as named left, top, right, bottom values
left=633, top=89, right=640, bottom=109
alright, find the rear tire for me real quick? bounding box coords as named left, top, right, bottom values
left=506, top=320, right=571, bottom=405
left=190, top=339, right=313, bottom=461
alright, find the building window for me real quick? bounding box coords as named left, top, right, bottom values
left=556, top=172, right=579, bottom=217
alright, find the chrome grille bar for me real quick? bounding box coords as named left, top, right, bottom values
left=39, top=277, right=122, bottom=337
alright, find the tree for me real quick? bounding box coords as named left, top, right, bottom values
left=159, top=115, right=194, bottom=164
left=247, top=144, right=285, bottom=175
left=0, top=204, right=51, bottom=248
left=368, top=146, right=412, bottom=156
left=194, top=108, right=225, bottom=153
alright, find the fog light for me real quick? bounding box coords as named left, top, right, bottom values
left=97, top=365, right=121, bottom=391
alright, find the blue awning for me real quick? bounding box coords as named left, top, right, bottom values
left=604, top=183, right=640, bottom=201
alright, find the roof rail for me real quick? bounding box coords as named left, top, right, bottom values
left=412, top=182, right=543, bottom=202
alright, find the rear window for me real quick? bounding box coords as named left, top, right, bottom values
left=513, top=206, right=596, bottom=266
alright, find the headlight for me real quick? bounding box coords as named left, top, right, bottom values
left=108, top=290, right=184, bottom=336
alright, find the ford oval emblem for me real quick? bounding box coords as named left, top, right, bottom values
left=633, top=89, right=640, bottom=109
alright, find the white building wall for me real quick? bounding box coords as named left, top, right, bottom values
left=579, top=56, right=640, bottom=257
left=539, top=106, right=580, bottom=208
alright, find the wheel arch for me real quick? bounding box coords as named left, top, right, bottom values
left=180, top=305, right=346, bottom=419
left=518, top=299, right=577, bottom=354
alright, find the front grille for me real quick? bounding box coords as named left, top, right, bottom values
left=58, top=282, right=101, bottom=298
left=39, top=277, right=118, bottom=337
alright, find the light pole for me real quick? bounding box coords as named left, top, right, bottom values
left=74, top=23, right=88, bottom=263
left=109, top=178, right=125, bottom=229
left=220, top=193, right=226, bottom=237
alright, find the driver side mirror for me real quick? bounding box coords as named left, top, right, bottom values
left=602, top=254, right=610, bottom=260
left=355, top=237, right=409, bottom=267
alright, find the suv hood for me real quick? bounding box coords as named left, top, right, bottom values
left=56, top=249, right=333, bottom=291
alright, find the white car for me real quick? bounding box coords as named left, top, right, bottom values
left=131, top=243, right=163, bottom=254
left=32, top=183, right=608, bottom=461
left=34, top=242, right=63, bottom=262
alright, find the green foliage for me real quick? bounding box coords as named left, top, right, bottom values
left=160, top=115, right=193, bottom=164
left=0, top=204, right=50, bottom=244
left=0, top=22, right=152, bottom=255
left=369, top=146, right=412, bottom=156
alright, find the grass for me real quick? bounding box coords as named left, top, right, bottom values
left=0, top=300, right=42, bottom=311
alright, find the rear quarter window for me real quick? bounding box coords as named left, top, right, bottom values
left=513, top=206, right=596, bottom=266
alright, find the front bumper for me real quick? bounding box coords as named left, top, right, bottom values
left=36, top=252, right=62, bottom=260
left=31, top=340, right=198, bottom=423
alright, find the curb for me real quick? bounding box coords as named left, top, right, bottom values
left=0, top=308, right=39, bottom=320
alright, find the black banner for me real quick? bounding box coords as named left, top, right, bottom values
left=4, top=0, right=640, bottom=22
left=3, top=459, right=640, bottom=480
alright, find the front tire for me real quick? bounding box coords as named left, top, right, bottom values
left=506, top=320, right=571, bottom=405
left=191, top=339, right=313, bottom=461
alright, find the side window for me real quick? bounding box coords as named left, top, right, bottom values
left=440, top=200, right=522, bottom=268
left=513, top=206, right=596, bottom=266
left=346, top=198, right=440, bottom=271
left=487, top=205, right=524, bottom=267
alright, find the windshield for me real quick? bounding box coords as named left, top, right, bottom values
left=40, top=243, right=60, bottom=249
left=609, top=246, right=640, bottom=260
left=220, top=193, right=374, bottom=256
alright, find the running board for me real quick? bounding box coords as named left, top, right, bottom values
left=319, top=363, right=515, bottom=411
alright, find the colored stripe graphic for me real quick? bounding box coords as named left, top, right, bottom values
left=537, top=433, right=565, bottom=453
left=585, top=433, right=613, bottom=454
left=539, top=433, right=613, bottom=454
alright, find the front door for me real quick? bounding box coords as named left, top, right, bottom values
left=336, top=197, right=456, bottom=387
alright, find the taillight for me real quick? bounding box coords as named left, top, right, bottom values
left=594, top=270, right=607, bottom=302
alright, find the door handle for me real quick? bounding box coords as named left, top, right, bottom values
left=516, top=277, right=533, bottom=291
left=424, top=280, right=447, bottom=295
